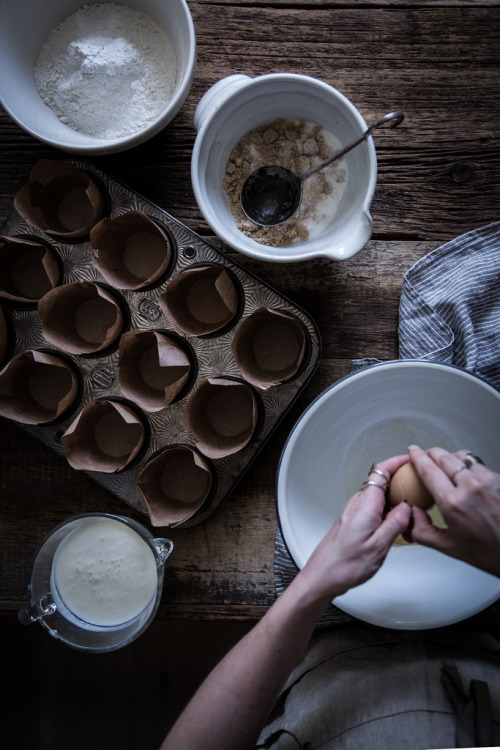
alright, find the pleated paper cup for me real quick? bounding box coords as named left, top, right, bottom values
left=159, top=264, right=240, bottom=336
left=38, top=281, right=124, bottom=355
left=232, top=308, right=307, bottom=389
left=91, top=211, right=173, bottom=290
left=184, top=377, right=259, bottom=458
left=118, top=329, right=192, bottom=412
left=14, top=159, right=104, bottom=239
left=61, top=399, right=147, bottom=473
left=138, top=445, right=214, bottom=527
left=0, top=235, right=61, bottom=304
left=0, top=349, right=79, bottom=424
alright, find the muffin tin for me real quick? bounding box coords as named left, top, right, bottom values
left=0, top=161, right=320, bottom=527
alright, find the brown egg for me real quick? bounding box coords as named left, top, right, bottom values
left=388, top=462, right=434, bottom=509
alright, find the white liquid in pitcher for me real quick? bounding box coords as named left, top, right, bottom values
left=51, top=518, right=158, bottom=630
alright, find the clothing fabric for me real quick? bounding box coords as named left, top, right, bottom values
left=256, top=625, right=500, bottom=750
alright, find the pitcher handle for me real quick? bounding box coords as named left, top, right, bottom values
left=18, top=593, right=57, bottom=625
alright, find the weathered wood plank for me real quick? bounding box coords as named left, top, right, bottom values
left=1, top=2, right=499, bottom=620
left=191, top=0, right=500, bottom=6
left=2, top=7, right=500, bottom=243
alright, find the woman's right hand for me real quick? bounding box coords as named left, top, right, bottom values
left=299, top=455, right=411, bottom=605
left=407, top=445, right=500, bottom=578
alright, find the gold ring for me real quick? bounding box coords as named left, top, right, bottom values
left=463, top=452, right=484, bottom=469
left=369, top=465, right=390, bottom=483
left=360, top=480, right=389, bottom=492
left=450, top=465, right=467, bottom=485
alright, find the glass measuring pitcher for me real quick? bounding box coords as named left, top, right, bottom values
left=18, top=513, right=173, bottom=653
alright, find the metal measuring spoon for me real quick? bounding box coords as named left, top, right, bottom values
left=240, top=111, right=404, bottom=227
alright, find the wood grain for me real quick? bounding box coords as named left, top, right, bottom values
left=1, top=2, right=499, bottom=621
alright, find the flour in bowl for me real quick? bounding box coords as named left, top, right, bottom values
left=34, top=3, right=177, bottom=139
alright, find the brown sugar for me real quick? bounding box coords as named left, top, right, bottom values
left=223, top=118, right=347, bottom=247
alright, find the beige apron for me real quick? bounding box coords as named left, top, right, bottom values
left=256, top=625, right=500, bottom=749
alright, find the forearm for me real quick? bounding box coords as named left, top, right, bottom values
left=160, top=459, right=411, bottom=750
left=160, top=572, right=333, bottom=750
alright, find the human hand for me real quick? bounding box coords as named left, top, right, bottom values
left=299, top=455, right=412, bottom=604
left=407, top=445, right=500, bottom=578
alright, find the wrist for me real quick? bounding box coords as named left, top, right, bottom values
left=284, top=567, right=342, bottom=620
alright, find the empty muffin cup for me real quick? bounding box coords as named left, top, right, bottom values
left=90, top=210, right=173, bottom=290
left=118, top=329, right=193, bottom=412
left=159, top=264, right=240, bottom=336
left=0, top=235, right=61, bottom=304
left=61, top=399, right=147, bottom=473
left=138, top=444, right=214, bottom=527
left=14, top=159, right=104, bottom=239
left=232, top=308, right=307, bottom=389
left=38, top=281, right=124, bottom=355
left=0, top=349, right=80, bottom=425
left=184, top=377, right=259, bottom=458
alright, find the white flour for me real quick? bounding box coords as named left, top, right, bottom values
left=34, top=3, right=177, bottom=139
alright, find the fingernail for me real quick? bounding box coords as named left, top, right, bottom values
left=408, top=444, right=418, bottom=452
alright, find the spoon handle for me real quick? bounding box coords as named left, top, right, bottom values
left=300, top=111, right=404, bottom=182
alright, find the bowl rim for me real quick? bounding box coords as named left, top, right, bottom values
left=277, top=357, right=500, bottom=523
left=275, top=358, right=500, bottom=628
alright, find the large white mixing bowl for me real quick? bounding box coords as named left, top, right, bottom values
left=277, top=360, right=500, bottom=629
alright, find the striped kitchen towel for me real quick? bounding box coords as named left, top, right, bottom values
left=274, top=221, right=500, bottom=624
left=398, top=220, right=500, bottom=390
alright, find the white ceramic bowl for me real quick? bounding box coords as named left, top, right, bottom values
left=191, top=73, right=377, bottom=263
left=0, top=0, right=196, bottom=154
left=277, top=360, right=500, bottom=629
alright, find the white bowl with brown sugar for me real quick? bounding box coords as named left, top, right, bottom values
left=191, top=73, right=378, bottom=263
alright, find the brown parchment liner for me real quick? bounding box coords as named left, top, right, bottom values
left=232, top=307, right=306, bottom=389
left=0, top=235, right=61, bottom=304
left=118, top=329, right=192, bottom=412
left=90, top=210, right=172, bottom=290
left=138, top=445, right=213, bottom=527
left=159, top=264, right=240, bottom=337
left=61, top=399, right=146, bottom=473
left=38, top=281, right=124, bottom=355
left=0, top=349, right=79, bottom=425
left=13, top=159, right=104, bottom=239
left=184, top=377, right=259, bottom=459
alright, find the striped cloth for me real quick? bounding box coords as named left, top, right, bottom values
left=398, top=220, right=500, bottom=390
left=274, top=221, right=500, bottom=625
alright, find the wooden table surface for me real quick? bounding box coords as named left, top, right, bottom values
left=1, top=0, right=499, bottom=622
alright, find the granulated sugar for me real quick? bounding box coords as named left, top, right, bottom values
left=34, top=3, right=177, bottom=139
left=223, top=118, right=348, bottom=246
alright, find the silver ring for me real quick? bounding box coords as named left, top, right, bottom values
left=450, top=465, right=467, bottom=485
left=369, top=465, right=390, bottom=483
left=359, top=480, right=389, bottom=492
left=463, top=452, right=484, bottom=469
